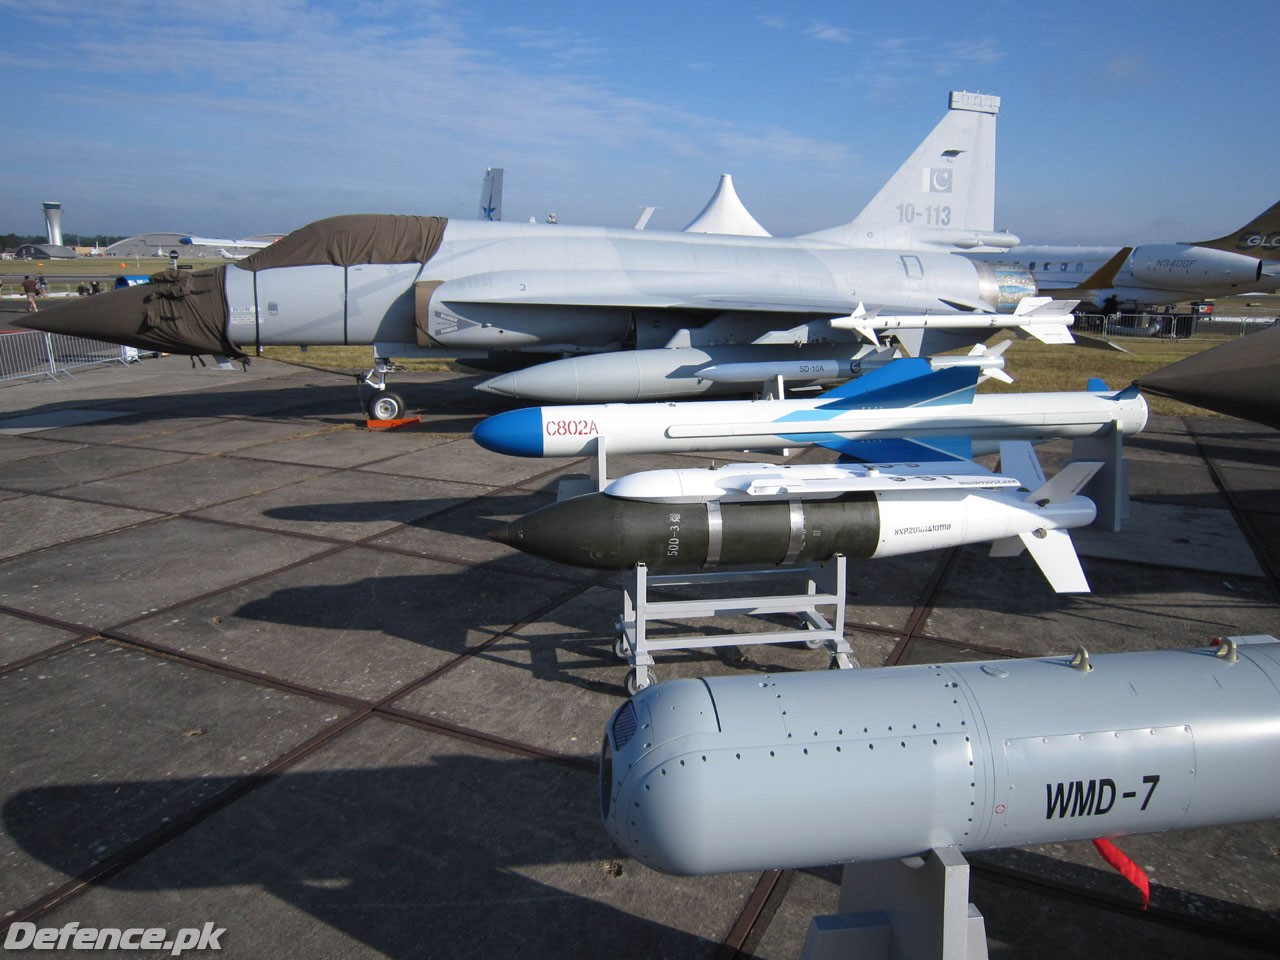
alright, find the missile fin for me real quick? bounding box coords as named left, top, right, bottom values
left=1024, top=461, right=1104, bottom=505
left=974, top=339, right=1011, bottom=357
left=1019, top=528, right=1090, bottom=593
left=1013, top=297, right=1082, bottom=317
left=814, top=360, right=980, bottom=409
left=849, top=322, right=882, bottom=347
left=828, top=304, right=882, bottom=347
left=997, top=441, right=1046, bottom=488
left=664, top=328, right=693, bottom=349
left=988, top=536, right=1025, bottom=558
left=1021, top=324, right=1076, bottom=345
left=981, top=367, right=1015, bottom=384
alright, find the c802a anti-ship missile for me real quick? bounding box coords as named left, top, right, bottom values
left=601, top=637, right=1280, bottom=876
left=490, top=446, right=1102, bottom=592
left=472, top=358, right=1147, bottom=464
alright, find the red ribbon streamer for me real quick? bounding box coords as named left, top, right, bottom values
left=1093, top=837, right=1151, bottom=909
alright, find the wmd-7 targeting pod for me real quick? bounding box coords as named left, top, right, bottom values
left=600, top=637, right=1280, bottom=876
left=489, top=446, right=1101, bottom=591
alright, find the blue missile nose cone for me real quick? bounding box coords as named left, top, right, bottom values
left=473, top=408, right=545, bottom=457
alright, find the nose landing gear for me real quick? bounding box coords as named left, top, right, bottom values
left=360, top=355, right=409, bottom=421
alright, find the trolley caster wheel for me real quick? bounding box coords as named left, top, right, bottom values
left=613, top=636, right=630, bottom=660
left=625, top=668, right=655, bottom=696
left=803, top=634, right=826, bottom=650
left=367, top=390, right=407, bottom=421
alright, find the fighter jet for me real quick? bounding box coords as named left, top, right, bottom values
left=23, top=91, right=1049, bottom=420
left=963, top=201, right=1280, bottom=310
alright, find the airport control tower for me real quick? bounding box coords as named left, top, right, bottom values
left=43, top=201, right=63, bottom=247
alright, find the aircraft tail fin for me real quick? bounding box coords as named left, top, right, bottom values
left=1188, top=200, right=1280, bottom=261
left=799, top=91, right=1018, bottom=252
left=480, top=167, right=504, bottom=221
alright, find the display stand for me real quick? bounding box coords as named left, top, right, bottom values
left=614, top=554, right=856, bottom=693
left=799, top=847, right=989, bottom=960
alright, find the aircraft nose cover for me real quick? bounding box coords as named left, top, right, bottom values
left=29, top=266, right=241, bottom=358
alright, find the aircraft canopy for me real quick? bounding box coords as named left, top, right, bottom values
left=240, top=214, right=449, bottom=271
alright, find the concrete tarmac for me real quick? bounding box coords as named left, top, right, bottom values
left=0, top=355, right=1277, bottom=959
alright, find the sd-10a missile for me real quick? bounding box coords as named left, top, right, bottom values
left=472, top=359, right=1147, bottom=464
left=601, top=637, right=1280, bottom=876
left=489, top=445, right=1102, bottom=591
left=475, top=333, right=1012, bottom=403
left=475, top=343, right=897, bottom=402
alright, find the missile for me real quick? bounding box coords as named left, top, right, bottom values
left=600, top=637, right=1280, bottom=875
left=489, top=449, right=1102, bottom=591
left=475, top=344, right=897, bottom=403
left=601, top=459, right=1024, bottom=502
left=476, top=336, right=1012, bottom=404
left=696, top=341, right=1012, bottom=388
left=472, top=360, right=1148, bottom=463
left=830, top=296, right=1079, bottom=348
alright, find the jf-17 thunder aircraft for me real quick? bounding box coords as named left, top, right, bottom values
left=23, top=91, right=1082, bottom=420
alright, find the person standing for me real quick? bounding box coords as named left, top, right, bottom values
left=21, top=275, right=40, bottom=312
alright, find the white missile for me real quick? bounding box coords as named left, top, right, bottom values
left=602, top=459, right=1024, bottom=502
left=601, top=637, right=1280, bottom=876
left=490, top=444, right=1102, bottom=591
left=472, top=361, right=1148, bottom=463
left=831, top=296, right=1078, bottom=349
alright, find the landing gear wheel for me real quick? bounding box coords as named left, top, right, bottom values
left=625, top=668, right=655, bottom=696
left=367, top=391, right=406, bottom=421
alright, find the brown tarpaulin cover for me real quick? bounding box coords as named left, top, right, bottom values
left=239, top=214, right=448, bottom=271
left=32, top=266, right=243, bottom=358
left=1135, top=324, right=1280, bottom=428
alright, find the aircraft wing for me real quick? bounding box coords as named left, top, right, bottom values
left=1040, top=246, right=1133, bottom=299
left=437, top=286, right=856, bottom=315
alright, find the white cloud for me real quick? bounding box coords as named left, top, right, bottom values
left=806, top=21, right=854, bottom=44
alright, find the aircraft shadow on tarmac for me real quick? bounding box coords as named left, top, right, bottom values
left=3, top=758, right=741, bottom=958
left=0, top=374, right=514, bottom=434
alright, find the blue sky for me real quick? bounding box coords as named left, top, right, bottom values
left=1, top=0, right=1273, bottom=245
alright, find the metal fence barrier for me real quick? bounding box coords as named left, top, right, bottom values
left=0, top=330, right=130, bottom=384
left=1073, top=314, right=1277, bottom=340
